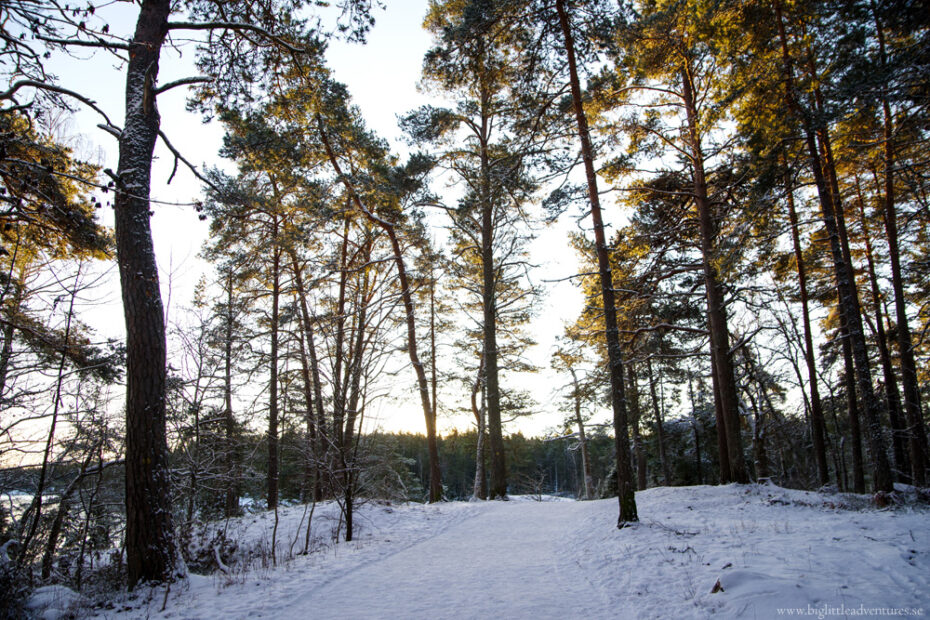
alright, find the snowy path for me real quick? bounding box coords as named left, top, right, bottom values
left=284, top=500, right=611, bottom=619
left=87, top=485, right=930, bottom=620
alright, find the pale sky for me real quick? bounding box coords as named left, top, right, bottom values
left=48, top=1, right=595, bottom=438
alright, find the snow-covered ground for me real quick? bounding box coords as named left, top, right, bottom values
left=33, top=484, right=930, bottom=619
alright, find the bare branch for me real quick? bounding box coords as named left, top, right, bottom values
left=157, top=129, right=219, bottom=192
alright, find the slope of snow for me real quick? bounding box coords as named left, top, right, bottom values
left=64, top=484, right=929, bottom=619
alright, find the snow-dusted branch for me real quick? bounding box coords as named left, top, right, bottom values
left=154, top=76, right=213, bottom=96
left=0, top=80, right=116, bottom=126
left=166, top=21, right=305, bottom=53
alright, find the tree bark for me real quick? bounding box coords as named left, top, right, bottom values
left=118, top=0, right=181, bottom=588
left=709, top=347, right=730, bottom=482
left=556, top=0, right=637, bottom=525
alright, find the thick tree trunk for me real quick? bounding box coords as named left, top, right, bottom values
left=556, top=0, right=637, bottom=526
left=118, top=0, right=181, bottom=588
left=784, top=161, right=830, bottom=485
left=709, top=348, right=730, bottom=482
left=680, top=65, right=748, bottom=484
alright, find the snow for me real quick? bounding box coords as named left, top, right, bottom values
left=84, top=484, right=929, bottom=619
left=24, top=585, right=83, bottom=620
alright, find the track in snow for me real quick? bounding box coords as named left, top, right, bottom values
left=284, top=500, right=613, bottom=619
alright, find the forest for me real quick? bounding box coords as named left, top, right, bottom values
left=0, top=0, right=928, bottom=614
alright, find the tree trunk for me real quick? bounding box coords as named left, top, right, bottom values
left=774, top=0, right=892, bottom=492
left=118, top=0, right=181, bottom=588
left=477, top=87, right=508, bottom=500
left=297, top=324, right=316, bottom=502
left=647, top=357, right=671, bottom=486
left=341, top=241, right=371, bottom=542
left=872, top=5, right=928, bottom=485
left=784, top=159, right=830, bottom=485
left=290, top=256, right=328, bottom=503
left=815, top=103, right=892, bottom=493
left=688, top=373, right=704, bottom=485
left=570, top=368, right=595, bottom=500
left=317, top=115, right=441, bottom=502
left=709, top=347, right=730, bottom=482
left=267, top=213, right=281, bottom=510
left=744, top=353, right=774, bottom=481
left=556, top=0, right=637, bottom=526
left=840, top=319, right=866, bottom=493
left=627, top=364, right=648, bottom=491
left=746, top=388, right=769, bottom=480
left=854, top=178, right=910, bottom=482
left=471, top=351, right=488, bottom=500
left=680, top=65, right=748, bottom=484
left=222, top=272, right=239, bottom=518
left=332, top=218, right=350, bottom=458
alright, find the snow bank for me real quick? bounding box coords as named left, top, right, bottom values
left=25, top=585, right=83, bottom=620
left=576, top=484, right=930, bottom=618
